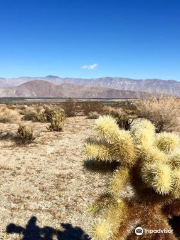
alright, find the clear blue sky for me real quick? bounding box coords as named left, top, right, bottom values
left=0, top=0, right=180, bottom=80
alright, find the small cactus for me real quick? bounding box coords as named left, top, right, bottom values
left=84, top=116, right=180, bottom=240
left=16, top=125, right=35, bottom=145
left=36, top=106, right=54, bottom=122
left=48, top=110, right=66, bottom=132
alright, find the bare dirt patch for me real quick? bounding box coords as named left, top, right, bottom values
left=0, top=117, right=107, bottom=240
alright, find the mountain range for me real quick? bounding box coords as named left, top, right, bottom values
left=0, top=76, right=179, bottom=98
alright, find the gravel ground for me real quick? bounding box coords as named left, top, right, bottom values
left=0, top=117, right=108, bottom=240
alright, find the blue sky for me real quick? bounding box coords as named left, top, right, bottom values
left=0, top=0, right=180, bottom=80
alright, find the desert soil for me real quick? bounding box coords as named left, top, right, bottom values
left=0, top=117, right=108, bottom=240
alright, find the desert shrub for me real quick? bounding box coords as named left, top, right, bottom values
left=137, top=97, right=180, bottom=132
left=36, top=111, right=48, bottom=122
left=37, top=106, right=54, bottom=122
left=48, top=110, right=66, bottom=132
left=101, top=105, right=115, bottom=114
left=6, top=104, right=17, bottom=110
left=62, top=98, right=77, bottom=117
left=0, top=105, right=20, bottom=123
left=81, top=101, right=103, bottom=116
left=108, top=108, right=137, bottom=130
left=15, top=125, right=35, bottom=145
left=20, top=106, right=39, bottom=121
left=87, top=111, right=100, bottom=119
left=34, top=106, right=60, bottom=123
left=18, top=105, right=28, bottom=111
left=84, top=116, right=180, bottom=239
left=22, top=112, right=37, bottom=121
left=116, top=100, right=138, bottom=111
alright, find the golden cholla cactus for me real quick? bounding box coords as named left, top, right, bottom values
left=48, top=110, right=66, bottom=132
left=84, top=116, right=180, bottom=240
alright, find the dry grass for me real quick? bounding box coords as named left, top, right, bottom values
left=137, top=97, right=180, bottom=132
left=0, top=105, right=20, bottom=123
left=3, top=99, right=180, bottom=239
left=21, top=105, right=47, bottom=122
left=0, top=116, right=107, bottom=239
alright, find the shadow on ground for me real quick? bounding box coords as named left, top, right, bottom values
left=6, top=216, right=91, bottom=240
left=7, top=215, right=180, bottom=240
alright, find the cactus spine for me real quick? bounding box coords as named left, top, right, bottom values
left=84, top=116, right=180, bottom=239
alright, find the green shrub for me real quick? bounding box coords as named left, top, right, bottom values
left=48, top=110, right=66, bottom=132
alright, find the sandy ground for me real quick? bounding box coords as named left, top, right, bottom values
left=0, top=117, right=108, bottom=240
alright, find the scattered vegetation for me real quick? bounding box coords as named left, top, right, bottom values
left=36, top=106, right=55, bottom=122
left=108, top=108, right=137, bottom=130
left=1, top=98, right=180, bottom=239
left=21, top=106, right=42, bottom=121
left=48, top=110, right=66, bottom=132
left=0, top=105, right=20, bottom=123
left=87, top=111, right=100, bottom=119
left=15, top=125, right=35, bottom=145
left=81, top=101, right=103, bottom=116
left=137, top=97, right=180, bottom=132
left=62, top=98, right=77, bottom=117
left=84, top=116, right=180, bottom=239
left=22, top=105, right=64, bottom=123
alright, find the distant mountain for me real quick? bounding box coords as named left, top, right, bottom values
left=0, top=76, right=180, bottom=96
left=0, top=80, right=148, bottom=98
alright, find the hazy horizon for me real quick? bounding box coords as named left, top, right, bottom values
left=0, top=75, right=180, bottom=82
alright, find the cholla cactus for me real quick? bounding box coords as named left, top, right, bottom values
left=84, top=116, right=180, bottom=240
left=36, top=106, right=56, bottom=122
left=16, top=125, right=35, bottom=144
left=48, top=110, right=66, bottom=132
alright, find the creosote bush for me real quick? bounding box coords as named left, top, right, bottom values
left=84, top=116, right=180, bottom=240
left=16, top=125, right=35, bottom=145
left=48, top=110, right=66, bottom=132
left=137, top=97, right=180, bottom=133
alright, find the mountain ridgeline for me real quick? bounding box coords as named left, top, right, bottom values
left=0, top=76, right=179, bottom=98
